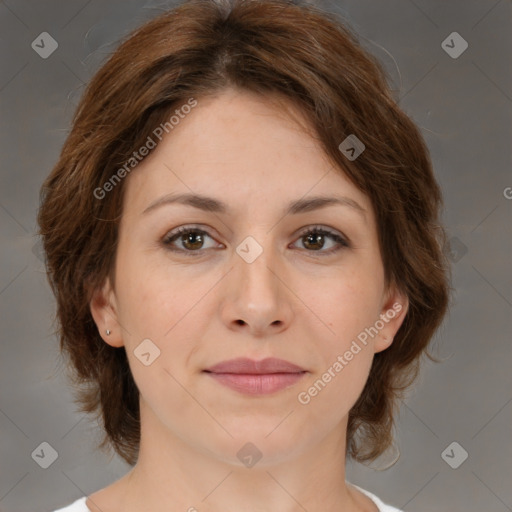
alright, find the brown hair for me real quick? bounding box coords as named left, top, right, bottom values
left=37, top=0, right=451, bottom=466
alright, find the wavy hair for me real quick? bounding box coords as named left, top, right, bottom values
left=37, top=0, right=451, bottom=466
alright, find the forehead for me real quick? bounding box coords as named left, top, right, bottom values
left=122, top=88, right=372, bottom=217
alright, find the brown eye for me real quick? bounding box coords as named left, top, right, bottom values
left=162, top=225, right=349, bottom=257
left=293, top=227, right=350, bottom=255
left=179, top=230, right=204, bottom=250
left=303, top=231, right=326, bottom=251
left=163, top=227, right=219, bottom=254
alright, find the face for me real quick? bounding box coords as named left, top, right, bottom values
left=91, top=88, right=408, bottom=467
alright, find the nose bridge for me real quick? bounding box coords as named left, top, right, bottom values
left=216, top=211, right=300, bottom=335
left=234, top=234, right=280, bottom=302
left=218, top=228, right=295, bottom=335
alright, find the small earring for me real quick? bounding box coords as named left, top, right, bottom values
left=105, top=329, right=111, bottom=336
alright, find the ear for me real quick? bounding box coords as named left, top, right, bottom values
left=373, top=283, right=409, bottom=354
left=89, top=277, right=124, bottom=348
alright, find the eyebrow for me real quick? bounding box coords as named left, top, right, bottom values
left=142, top=192, right=367, bottom=219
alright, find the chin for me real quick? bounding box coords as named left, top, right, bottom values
left=199, top=421, right=312, bottom=468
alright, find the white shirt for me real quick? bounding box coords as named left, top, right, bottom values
left=52, top=484, right=403, bottom=511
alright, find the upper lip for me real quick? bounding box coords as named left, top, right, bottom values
left=204, top=357, right=306, bottom=374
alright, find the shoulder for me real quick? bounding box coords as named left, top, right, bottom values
left=349, top=483, right=403, bottom=512
left=52, top=496, right=89, bottom=512
left=52, top=488, right=403, bottom=512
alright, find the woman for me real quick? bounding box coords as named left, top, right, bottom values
left=38, top=0, right=451, bottom=510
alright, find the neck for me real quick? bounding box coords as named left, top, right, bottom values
left=101, top=399, right=373, bottom=512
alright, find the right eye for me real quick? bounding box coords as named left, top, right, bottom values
left=162, top=226, right=223, bottom=255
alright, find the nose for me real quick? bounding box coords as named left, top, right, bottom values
left=219, top=241, right=294, bottom=338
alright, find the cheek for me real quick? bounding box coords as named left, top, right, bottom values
left=315, top=268, right=383, bottom=342
left=296, top=338, right=374, bottom=435
left=114, top=249, right=203, bottom=338
left=298, top=292, right=376, bottom=420
left=301, top=268, right=382, bottom=399
left=113, top=255, right=219, bottom=394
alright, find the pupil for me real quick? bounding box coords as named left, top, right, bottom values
left=305, top=233, right=323, bottom=250
left=184, top=232, right=203, bottom=249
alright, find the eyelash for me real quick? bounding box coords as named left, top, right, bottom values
left=162, top=225, right=350, bottom=257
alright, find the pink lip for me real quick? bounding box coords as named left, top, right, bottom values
left=204, top=357, right=305, bottom=374
left=203, top=357, right=307, bottom=395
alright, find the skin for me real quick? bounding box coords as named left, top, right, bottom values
left=89, top=87, right=408, bottom=512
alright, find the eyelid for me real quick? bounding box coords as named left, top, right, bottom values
left=294, top=224, right=350, bottom=245
left=162, top=224, right=223, bottom=253
left=162, top=224, right=350, bottom=255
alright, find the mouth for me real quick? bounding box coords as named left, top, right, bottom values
left=204, top=357, right=306, bottom=374
left=203, top=357, right=307, bottom=395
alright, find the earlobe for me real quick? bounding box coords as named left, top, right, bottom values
left=89, top=278, right=124, bottom=348
left=374, top=286, right=409, bottom=354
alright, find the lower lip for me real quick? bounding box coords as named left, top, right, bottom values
left=204, top=372, right=307, bottom=395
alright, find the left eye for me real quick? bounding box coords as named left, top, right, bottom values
left=292, top=226, right=350, bottom=254
left=162, top=226, right=349, bottom=255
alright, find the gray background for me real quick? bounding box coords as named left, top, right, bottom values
left=1, top=1, right=511, bottom=511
